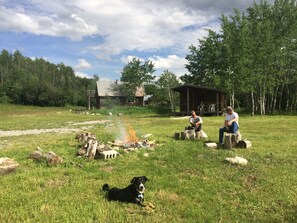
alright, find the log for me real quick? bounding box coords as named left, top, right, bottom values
left=108, top=142, right=124, bottom=147
left=237, top=140, right=252, bottom=149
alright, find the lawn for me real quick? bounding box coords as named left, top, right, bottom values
left=0, top=104, right=296, bottom=223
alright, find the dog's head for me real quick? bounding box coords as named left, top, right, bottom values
left=131, top=176, right=148, bottom=193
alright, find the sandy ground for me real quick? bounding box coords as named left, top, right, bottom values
left=0, top=120, right=110, bottom=137
left=171, top=116, right=190, bottom=119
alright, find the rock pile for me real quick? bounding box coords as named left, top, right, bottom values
left=28, top=147, right=63, bottom=165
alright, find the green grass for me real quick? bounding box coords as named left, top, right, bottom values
left=0, top=104, right=296, bottom=222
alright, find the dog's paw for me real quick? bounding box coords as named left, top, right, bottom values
left=146, top=202, right=156, bottom=209
left=143, top=202, right=156, bottom=210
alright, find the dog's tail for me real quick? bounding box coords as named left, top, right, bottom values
left=102, top=183, right=110, bottom=191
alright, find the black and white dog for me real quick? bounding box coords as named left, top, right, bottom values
left=102, top=176, right=148, bottom=206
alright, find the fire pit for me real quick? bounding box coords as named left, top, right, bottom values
left=75, top=126, right=155, bottom=160
left=109, top=125, right=155, bottom=149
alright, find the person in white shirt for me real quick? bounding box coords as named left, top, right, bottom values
left=188, top=110, right=203, bottom=132
left=219, top=106, right=239, bottom=145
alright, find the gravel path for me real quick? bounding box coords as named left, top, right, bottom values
left=0, top=120, right=110, bottom=137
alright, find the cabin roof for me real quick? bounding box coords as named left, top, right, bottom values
left=96, top=80, right=145, bottom=97
left=171, top=84, right=225, bottom=93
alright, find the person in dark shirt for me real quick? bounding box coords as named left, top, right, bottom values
left=189, top=110, right=203, bottom=132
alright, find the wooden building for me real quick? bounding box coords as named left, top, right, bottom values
left=171, top=84, right=226, bottom=116
left=87, top=80, right=145, bottom=109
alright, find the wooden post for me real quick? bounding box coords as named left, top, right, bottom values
left=87, top=90, right=91, bottom=110
left=216, top=92, right=219, bottom=116
left=186, top=87, right=190, bottom=114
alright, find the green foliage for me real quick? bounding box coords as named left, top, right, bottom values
left=145, top=70, right=180, bottom=109
left=120, top=58, right=156, bottom=101
left=0, top=50, right=95, bottom=107
left=0, top=105, right=296, bottom=222
left=183, top=0, right=297, bottom=114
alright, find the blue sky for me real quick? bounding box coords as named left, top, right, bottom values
left=0, top=0, right=274, bottom=81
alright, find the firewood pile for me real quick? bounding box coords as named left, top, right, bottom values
left=75, top=132, right=156, bottom=160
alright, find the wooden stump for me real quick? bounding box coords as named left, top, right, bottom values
left=224, top=131, right=242, bottom=149
left=174, top=132, right=180, bottom=140
left=225, top=134, right=236, bottom=148
left=185, top=130, right=196, bottom=140
left=196, top=130, right=208, bottom=139
left=180, top=132, right=185, bottom=140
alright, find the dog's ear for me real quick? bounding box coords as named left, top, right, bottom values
left=130, top=177, right=136, bottom=184
left=142, top=176, right=149, bottom=182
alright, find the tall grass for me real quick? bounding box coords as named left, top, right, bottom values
left=0, top=104, right=296, bottom=222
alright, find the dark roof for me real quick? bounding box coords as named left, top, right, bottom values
left=171, top=84, right=225, bottom=93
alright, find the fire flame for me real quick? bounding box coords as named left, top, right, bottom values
left=125, top=125, right=139, bottom=143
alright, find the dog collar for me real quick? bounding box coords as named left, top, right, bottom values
left=137, top=193, right=144, bottom=201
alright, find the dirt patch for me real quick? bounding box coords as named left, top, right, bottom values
left=0, top=120, right=110, bottom=138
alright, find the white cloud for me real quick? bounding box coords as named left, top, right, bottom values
left=75, top=71, right=91, bottom=78
left=0, top=0, right=276, bottom=80
left=150, top=55, right=189, bottom=77
left=149, top=55, right=188, bottom=70
left=0, top=3, right=98, bottom=41
left=120, top=55, right=144, bottom=64
left=75, top=59, right=92, bottom=70
left=0, top=0, right=219, bottom=57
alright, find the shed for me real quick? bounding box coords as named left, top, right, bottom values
left=87, top=80, right=145, bottom=109
left=171, top=84, right=226, bottom=115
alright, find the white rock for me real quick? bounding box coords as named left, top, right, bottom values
left=0, top=157, right=19, bottom=174
left=225, top=156, right=248, bottom=165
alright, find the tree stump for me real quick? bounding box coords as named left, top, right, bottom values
left=174, top=132, right=180, bottom=140
left=224, top=133, right=237, bottom=149
left=180, top=131, right=185, bottom=140
left=196, top=130, right=208, bottom=139
left=185, top=130, right=196, bottom=140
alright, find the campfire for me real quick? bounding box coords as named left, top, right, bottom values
left=112, top=125, right=154, bottom=149
left=75, top=125, right=155, bottom=160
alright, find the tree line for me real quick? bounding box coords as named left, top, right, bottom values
left=182, top=0, right=297, bottom=114
left=0, top=50, right=95, bottom=106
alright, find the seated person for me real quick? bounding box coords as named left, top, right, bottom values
left=219, top=106, right=239, bottom=145
left=188, top=110, right=203, bottom=132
